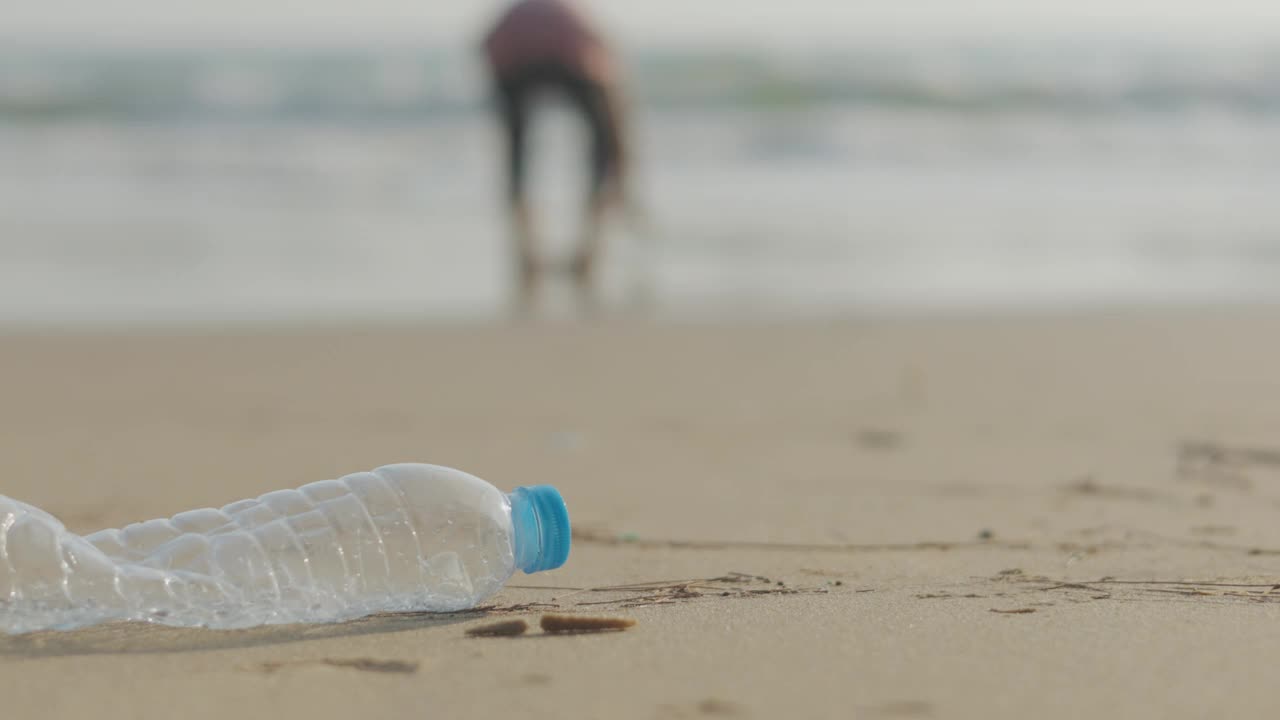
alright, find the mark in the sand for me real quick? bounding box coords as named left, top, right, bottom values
left=571, top=528, right=1032, bottom=554
left=657, top=698, right=744, bottom=718
left=861, top=700, right=935, bottom=718
left=695, top=699, right=742, bottom=716
left=1035, top=577, right=1280, bottom=605
left=855, top=428, right=904, bottom=451
left=1176, top=439, right=1280, bottom=491
left=1060, top=476, right=1173, bottom=504
left=1189, top=525, right=1237, bottom=537
left=521, top=672, right=552, bottom=686
left=798, top=568, right=843, bottom=578
left=909, top=573, right=1280, bottom=612
left=509, top=572, right=828, bottom=611
left=255, top=657, right=420, bottom=674
left=1052, top=525, right=1280, bottom=560
left=322, top=657, right=419, bottom=673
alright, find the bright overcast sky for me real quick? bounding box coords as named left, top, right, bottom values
left=7, top=0, right=1280, bottom=46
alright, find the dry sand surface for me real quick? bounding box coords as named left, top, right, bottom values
left=4, top=311, right=1280, bottom=718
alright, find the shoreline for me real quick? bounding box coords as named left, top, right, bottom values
left=4, top=298, right=1280, bottom=335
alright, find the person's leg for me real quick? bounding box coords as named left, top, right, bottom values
left=495, top=71, right=539, bottom=297
left=562, top=72, right=625, bottom=287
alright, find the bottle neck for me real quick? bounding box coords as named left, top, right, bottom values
left=507, top=485, right=571, bottom=574
left=508, top=489, right=542, bottom=574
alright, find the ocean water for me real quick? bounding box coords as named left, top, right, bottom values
left=4, top=41, right=1280, bottom=327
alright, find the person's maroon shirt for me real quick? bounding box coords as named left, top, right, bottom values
left=483, top=0, right=616, bottom=84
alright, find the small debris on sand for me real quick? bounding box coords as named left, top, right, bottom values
left=255, top=657, right=420, bottom=674
left=320, top=658, right=420, bottom=673
left=466, top=619, right=529, bottom=637
left=540, top=613, right=637, bottom=634
left=856, top=428, right=904, bottom=451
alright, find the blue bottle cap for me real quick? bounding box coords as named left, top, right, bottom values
left=510, top=485, right=571, bottom=573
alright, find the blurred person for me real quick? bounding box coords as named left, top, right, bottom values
left=481, top=0, right=629, bottom=299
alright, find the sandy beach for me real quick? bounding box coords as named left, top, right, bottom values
left=4, top=311, right=1280, bottom=718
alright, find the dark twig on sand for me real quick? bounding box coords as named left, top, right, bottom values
left=540, top=614, right=637, bottom=634
left=502, top=572, right=829, bottom=611
left=466, top=619, right=529, bottom=637
left=1034, top=577, right=1280, bottom=604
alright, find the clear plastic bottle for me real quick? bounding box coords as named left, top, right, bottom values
left=0, top=463, right=570, bottom=634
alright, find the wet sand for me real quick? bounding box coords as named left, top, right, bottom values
left=4, top=311, right=1280, bottom=718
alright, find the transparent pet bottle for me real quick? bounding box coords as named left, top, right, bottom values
left=0, top=463, right=571, bottom=633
